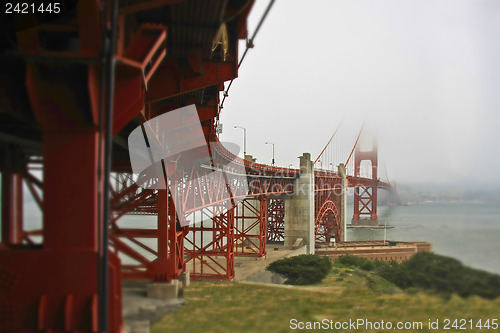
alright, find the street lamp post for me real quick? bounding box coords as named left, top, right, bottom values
left=234, top=125, right=246, bottom=157
left=265, top=141, right=275, bottom=166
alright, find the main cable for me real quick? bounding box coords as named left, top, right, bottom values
left=218, top=0, right=276, bottom=112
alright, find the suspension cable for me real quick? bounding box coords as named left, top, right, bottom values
left=345, top=120, right=365, bottom=169
left=218, top=0, right=276, bottom=111
left=314, top=118, right=344, bottom=165
left=383, top=161, right=390, bottom=183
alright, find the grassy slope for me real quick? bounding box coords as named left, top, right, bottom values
left=153, top=264, right=500, bottom=333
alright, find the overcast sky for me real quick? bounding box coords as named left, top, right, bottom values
left=219, top=0, right=500, bottom=190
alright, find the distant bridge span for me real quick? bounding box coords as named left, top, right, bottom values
left=110, top=138, right=393, bottom=281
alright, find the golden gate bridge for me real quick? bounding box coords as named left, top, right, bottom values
left=0, top=1, right=394, bottom=331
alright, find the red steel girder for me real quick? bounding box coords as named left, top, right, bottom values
left=0, top=132, right=123, bottom=332
left=116, top=24, right=167, bottom=89
left=113, top=24, right=168, bottom=135
left=315, top=200, right=341, bottom=244
left=3, top=14, right=126, bottom=328
left=353, top=186, right=378, bottom=220
left=1, top=172, right=24, bottom=245
left=352, top=135, right=379, bottom=222
left=146, top=59, right=237, bottom=103
left=184, top=205, right=235, bottom=280
left=1, top=0, right=261, bottom=329
left=110, top=175, right=186, bottom=282
left=234, top=196, right=267, bottom=257
left=314, top=178, right=342, bottom=245
left=267, top=198, right=285, bottom=242
left=119, top=0, right=185, bottom=15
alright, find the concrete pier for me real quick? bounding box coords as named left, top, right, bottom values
left=338, top=163, right=347, bottom=242
left=147, top=280, right=179, bottom=299
left=351, top=218, right=380, bottom=227
left=284, top=153, right=315, bottom=254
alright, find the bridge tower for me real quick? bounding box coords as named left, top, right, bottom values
left=351, top=138, right=379, bottom=226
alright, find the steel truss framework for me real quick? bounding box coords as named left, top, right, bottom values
left=353, top=186, right=377, bottom=220
left=185, top=204, right=235, bottom=280
left=109, top=177, right=186, bottom=282
left=267, top=198, right=285, bottom=242
left=1, top=166, right=44, bottom=247
left=110, top=155, right=392, bottom=282
left=352, top=139, right=379, bottom=222
left=234, top=196, right=267, bottom=257
left=314, top=173, right=343, bottom=244
left=315, top=200, right=341, bottom=244
left=109, top=145, right=297, bottom=281
left=1, top=68, right=125, bottom=332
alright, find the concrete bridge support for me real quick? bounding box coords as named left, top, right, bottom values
left=338, top=163, right=348, bottom=242
left=284, top=153, right=315, bottom=254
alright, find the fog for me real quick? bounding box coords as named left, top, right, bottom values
left=219, top=0, right=500, bottom=190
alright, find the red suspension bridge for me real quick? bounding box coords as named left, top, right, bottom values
left=0, top=1, right=393, bottom=332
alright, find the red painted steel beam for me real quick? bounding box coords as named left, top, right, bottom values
left=185, top=205, right=235, bottom=280
left=113, top=24, right=168, bottom=135
left=347, top=176, right=391, bottom=189
left=113, top=72, right=145, bottom=135
left=0, top=70, right=123, bottom=332
left=314, top=200, right=341, bottom=244
left=150, top=102, right=219, bottom=125
left=0, top=5, right=124, bottom=327
left=146, top=59, right=237, bottom=103
left=41, top=131, right=100, bottom=249
left=0, top=0, right=265, bottom=326
left=1, top=173, right=24, bottom=245
left=234, top=197, right=267, bottom=257
left=267, top=198, right=285, bottom=242
left=352, top=137, right=379, bottom=222
left=119, top=0, right=185, bottom=15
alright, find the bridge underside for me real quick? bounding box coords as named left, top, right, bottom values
left=0, top=1, right=393, bottom=331
left=0, top=1, right=257, bottom=331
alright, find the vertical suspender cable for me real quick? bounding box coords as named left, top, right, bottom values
left=98, top=0, right=119, bottom=331
left=313, top=119, right=344, bottom=165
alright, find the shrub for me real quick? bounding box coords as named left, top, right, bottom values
left=266, top=254, right=332, bottom=285
left=378, top=252, right=500, bottom=299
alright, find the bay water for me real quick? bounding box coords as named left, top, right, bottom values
left=347, top=202, right=500, bottom=275
left=20, top=201, right=500, bottom=275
